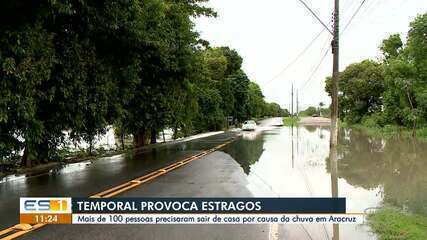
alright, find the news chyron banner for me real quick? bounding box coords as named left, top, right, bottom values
left=20, top=198, right=72, bottom=224
left=20, top=198, right=364, bottom=225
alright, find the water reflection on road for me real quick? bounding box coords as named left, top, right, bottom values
left=1, top=120, right=426, bottom=239
left=223, top=125, right=427, bottom=239
left=0, top=132, right=239, bottom=228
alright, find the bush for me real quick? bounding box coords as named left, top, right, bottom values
left=361, top=113, right=386, bottom=128
left=344, top=114, right=362, bottom=124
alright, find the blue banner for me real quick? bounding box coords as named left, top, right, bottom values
left=72, top=198, right=346, bottom=214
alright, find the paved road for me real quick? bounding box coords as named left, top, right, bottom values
left=0, top=131, right=240, bottom=228
left=20, top=152, right=274, bottom=240
left=0, top=118, right=285, bottom=239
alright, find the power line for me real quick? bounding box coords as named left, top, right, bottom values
left=342, top=0, right=357, bottom=16
left=265, top=29, right=325, bottom=86
left=341, top=0, right=368, bottom=34
left=297, top=0, right=333, bottom=35
left=359, top=0, right=377, bottom=20
left=299, top=36, right=332, bottom=90
left=299, top=48, right=330, bottom=90
left=359, top=0, right=383, bottom=26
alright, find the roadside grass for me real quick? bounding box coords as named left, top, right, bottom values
left=417, top=127, right=427, bottom=142
left=368, top=208, right=427, bottom=240
left=346, top=123, right=427, bottom=142
left=283, top=117, right=299, bottom=126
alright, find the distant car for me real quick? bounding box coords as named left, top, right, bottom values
left=312, top=113, right=320, bottom=117
left=242, top=120, right=257, bottom=131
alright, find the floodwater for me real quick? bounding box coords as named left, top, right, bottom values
left=222, top=123, right=427, bottom=239
left=1, top=118, right=426, bottom=239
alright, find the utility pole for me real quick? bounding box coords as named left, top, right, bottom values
left=291, top=83, right=294, bottom=117
left=296, top=1, right=340, bottom=239
left=331, top=0, right=340, bottom=239
left=331, top=0, right=340, bottom=148
left=296, top=90, right=299, bottom=118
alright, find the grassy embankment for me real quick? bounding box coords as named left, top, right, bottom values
left=342, top=123, right=427, bottom=142
left=368, top=208, right=427, bottom=240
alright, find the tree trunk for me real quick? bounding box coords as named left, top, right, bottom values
left=133, top=129, right=146, bottom=148
left=21, top=147, right=31, bottom=168
left=120, top=133, right=125, bottom=150
left=172, top=125, right=178, bottom=140
left=413, top=120, right=417, bottom=137
left=39, top=138, right=49, bottom=164
left=21, top=138, right=49, bottom=168
left=406, top=90, right=417, bottom=138
left=150, top=129, right=157, bottom=144
left=89, top=141, right=93, bottom=155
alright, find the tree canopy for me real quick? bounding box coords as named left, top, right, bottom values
left=0, top=0, right=287, bottom=167
left=325, top=13, right=427, bottom=130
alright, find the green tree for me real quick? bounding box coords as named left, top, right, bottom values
left=0, top=0, right=117, bottom=164
left=380, top=34, right=403, bottom=61
left=382, top=13, right=427, bottom=132
left=325, top=60, right=385, bottom=123
left=265, top=102, right=287, bottom=117
left=0, top=24, right=56, bottom=166
left=228, top=70, right=250, bottom=121
left=300, top=107, right=317, bottom=117
left=0, top=0, right=216, bottom=165
left=120, top=0, right=215, bottom=147
left=246, top=82, right=265, bottom=119
left=0, top=0, right=287, bottom=168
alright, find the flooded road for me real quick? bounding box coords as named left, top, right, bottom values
left=1, top=118, right=427, bottom=239
left=222, top=124, right=427, bottom=239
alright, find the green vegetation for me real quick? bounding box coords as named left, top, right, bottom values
left=299, top=107, right=318, bottom=117
left=325, top=13, right=427, bottom=237
left=325, top=13, right=427, bottom=137
left=283, top=117, right=299, bottom=126
left=0, top=0, right=288, bottom=169
left=298, top=102, right=330, bottom=117
left=347, top=124, right=427, bottom=142
left=369, top=208, right=427, bottom=240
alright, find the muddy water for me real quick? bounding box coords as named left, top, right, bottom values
left=223, top=125, right=427, bottom=239
left=1, top=121, right=426, bottom=239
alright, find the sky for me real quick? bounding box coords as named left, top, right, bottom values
left=195, top=0, right=427, bottom=111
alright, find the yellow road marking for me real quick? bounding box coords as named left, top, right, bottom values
left=0, top=229, right=14, bottom=238
left=0, top=138, right=235, bottom=240
left=1, top=224, right=45, bottom=240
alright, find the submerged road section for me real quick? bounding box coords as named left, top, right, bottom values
left=19, top=152, right=272, bottom=240
left=4, top=117, right=424, bottom=239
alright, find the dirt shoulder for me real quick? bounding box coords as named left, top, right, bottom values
left=299, top=117, right=331, bottom=126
